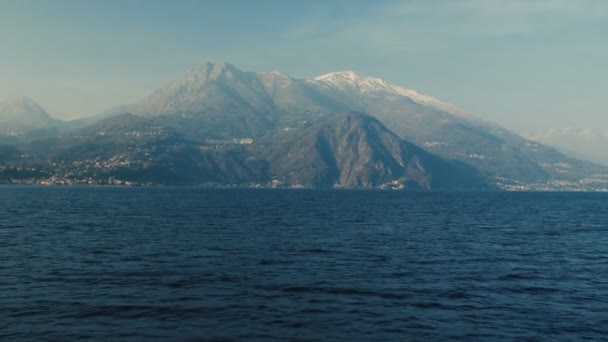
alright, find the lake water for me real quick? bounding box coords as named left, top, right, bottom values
left=1, top=187, right=608, bottom=341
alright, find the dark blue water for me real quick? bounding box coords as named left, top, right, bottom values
left=1, top=187, right=608, bottom=341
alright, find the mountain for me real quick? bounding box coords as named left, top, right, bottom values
left=254, top=111, right=490, bottom=189
left=309, top=70, right=468, bottom=116
left=0, top=96, right=61, bottom=134
left=101, top=62, right=343, bottom=139
left=524, top=128, right=608, bottom=166
left=122, top=62, right=274, bottom=116
left=10, top=110, right=488, bottom=188
left=305, top=71, right=600, bottom=186
left=3, top=62, right=607, bottom=190
left=0, top=144, right=20, bottom=162
left=104, top=62, right=286, bottom=138
left=119, top=62, right=606, bottom=190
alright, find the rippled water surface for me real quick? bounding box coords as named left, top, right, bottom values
left=1, top=187, right=608, bottom=341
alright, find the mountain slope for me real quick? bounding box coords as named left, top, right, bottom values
left=524, top=128, right=608, bottom=166
left=6, top=62, right=607, bottom=190
left=310, top=70, right=468, bottom=116
left=100, top=62, right=346, bottom=138
left=129, top=62, right=274, bottom=116
left=102, top=63, right=276, bottom=138
left=255, top=111, right=491, bottom=189
left=0, top=96, right=61, bottom=133
left=92, top=62, right=608, bottom=190
left=5, top=110, right=491, bottom=189
left=306, top=70, right=608, bottom=188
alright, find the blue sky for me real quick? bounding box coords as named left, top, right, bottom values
left=1, top=0, right=607, bottom=132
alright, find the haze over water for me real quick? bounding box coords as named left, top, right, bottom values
left=2, top=187, right=607, bottom=340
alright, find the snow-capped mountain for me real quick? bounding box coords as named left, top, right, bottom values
left=88, top=62, right=608, bottom=189
left=106, top=63, right=465, bottom=119
left=310, top=70, right=467, bottom=116
left=121, top=62, right=274, bottom=116
left=301, top=68, right=570, bottom=185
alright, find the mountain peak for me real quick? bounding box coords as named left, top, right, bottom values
left=184, top=61, right=245, bottom=81
left=260, top=70, right=292, bottom=79
left=313, top=70, right=467, bottom=116
left=3, top=94, right=40, bottom=106
left=0, top=95, right=58, bottom=128
left=0, top=95, right=49, bottom=116
left=203, top=61, right=237, bottom=71
left=314, top=70, right=398, bottom=93
left=314, top=70, right=369, bottom=82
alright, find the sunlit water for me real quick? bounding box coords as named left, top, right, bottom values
left=1, top=187, right=608, bottom=340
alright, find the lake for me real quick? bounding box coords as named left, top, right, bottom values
left=1, top=187, right=607, bottom=340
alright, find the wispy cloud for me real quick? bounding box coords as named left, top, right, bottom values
left=274, top=0, right=608, bottom=56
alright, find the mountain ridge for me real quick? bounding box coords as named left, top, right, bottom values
left=2, top=110, right=491, bottom=189
left=2, top=62, right=608, bottom=190
left=101, top=62, right=465, bottom=120
left=0, top=96, right=61, bottom=130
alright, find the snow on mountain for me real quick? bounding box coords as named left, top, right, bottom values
left=313, top=70, right=400, bottom=94
left=101, top=63, right=471, bottom=123
left=120, top=62, right=274, bottom=116
left=311, top=70, right=468, bottom=116
left=18, top=61, right=606, bottom=190
left=257, top=70, right=297, bottom=93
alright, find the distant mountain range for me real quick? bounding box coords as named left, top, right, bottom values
left=524, top=128, right=608, bottom=167
left=1, top=62, right=607, bottom=190
left=0, top=96, right=61, bottom=132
